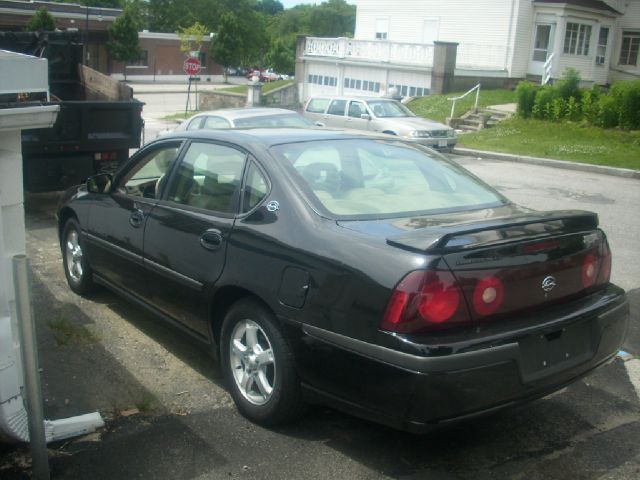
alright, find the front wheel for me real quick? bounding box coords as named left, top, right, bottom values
left=220, top=299, right=306, bottom=426
left=62, top=218, right=95, bottom=295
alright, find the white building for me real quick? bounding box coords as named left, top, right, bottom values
left=298, top=0, right=640, bottom=100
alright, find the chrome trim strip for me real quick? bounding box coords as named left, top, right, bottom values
left=86, top=233, right=142, bottom=263
left=143, top=258, right=204, bottom=291
left=302, top=324, right=518, bottom=373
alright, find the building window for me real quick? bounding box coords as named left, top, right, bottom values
left=595, top=27, right=609, bottom=65
left=375, top=18, right=388, bottom=40
left=128, top=50, right=148, bottom=67
left=619, top=31, right=640, bottom=66
left=564, top=22, right=592, bottom=56
left=199, top=51, right=207, bottom=68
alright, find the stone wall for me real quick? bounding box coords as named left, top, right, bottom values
left=199, top=82, right=299, bottom=111
left=199, top=91, right=246, bottom=111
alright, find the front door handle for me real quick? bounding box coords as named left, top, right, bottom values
left=200, top=229, right=223, bottom=251
left=129, top=209, right=144, bottom=228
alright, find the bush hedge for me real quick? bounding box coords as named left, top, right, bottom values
left=516, top=68, right=640, bottom=130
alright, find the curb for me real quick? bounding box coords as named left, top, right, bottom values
left=452, top=147, right=640, bottom=180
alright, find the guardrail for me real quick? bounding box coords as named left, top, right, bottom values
left=448, top=83, right=481, bottom=119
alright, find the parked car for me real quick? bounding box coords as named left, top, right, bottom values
left=245, top=69, right=278, bottom=82
left=158, top=108, right=314, bottom=137
left=303, top=96, right=457, bottom=151
left=58, top=128, right=628, bottom=432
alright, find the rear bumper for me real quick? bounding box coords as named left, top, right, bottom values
left=300, top=286, right=629, bottom=433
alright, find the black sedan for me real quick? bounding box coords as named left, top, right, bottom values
left=57, top=128, right=629, bottom=432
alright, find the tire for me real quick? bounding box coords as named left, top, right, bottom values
left=220, top=299, right=306, bottom=426
left=61, top=218, right=95, bottom=295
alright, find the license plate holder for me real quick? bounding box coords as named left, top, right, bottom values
left=438, top=139, right=448, bottom=148
left=519, top=320, right=594, bottom=383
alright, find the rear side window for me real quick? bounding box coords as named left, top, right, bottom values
left=203, top=116, right=232, bottom=129
left=327, top=99, right=347, bottom=116
left=242, top=162, right=269, bottom=213
left=306, top=98, right=330, bottom=113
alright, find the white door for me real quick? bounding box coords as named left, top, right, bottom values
left=529, top=24, right=554, bottom=76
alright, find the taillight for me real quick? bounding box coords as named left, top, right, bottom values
left=598, top=242, right=612, bottom=283
left=472, top=276, right=505, bottom=316
left=381, top=270, right=469, bottom=333
left=582, top=253, right=598, bottom=288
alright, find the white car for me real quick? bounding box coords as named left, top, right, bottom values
left=303, top=96, right=457, bottom=151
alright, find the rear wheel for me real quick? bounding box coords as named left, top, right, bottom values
left=220, top=299, right=306, bottom=426
left=62, top=218, right=95, bottom=295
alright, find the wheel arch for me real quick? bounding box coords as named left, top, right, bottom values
left=58, top=207, right=78, bottom=246
left=208, top=285, right=276, bottom=357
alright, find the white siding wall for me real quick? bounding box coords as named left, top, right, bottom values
left=510, top=0, right=536, bottom=78
left=354, top=0, right=516, bottom=60
left=609, top=0, right=640, bottom=82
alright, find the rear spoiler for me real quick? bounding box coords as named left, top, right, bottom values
left=386, top=210, right=599, bottom=254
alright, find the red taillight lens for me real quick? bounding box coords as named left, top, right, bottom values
left=582, top=253, right=598, bottom=288
left=598, top=242, right=612, bottom=284
left=381, top=270, right=468, bottom=333
left=472, top=276, right=505, bottom=316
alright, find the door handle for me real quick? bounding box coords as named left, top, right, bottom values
left=129, top=209, right=144, bottom=228
left=200, top=229, right=223, bottom=251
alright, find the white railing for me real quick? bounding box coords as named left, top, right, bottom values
left=456, top=44, right=509, bottom=70
left=305, top=37, right=435, bottom=67
left=543, top=53, right=554, bottom=84
left=448, top=83, right=481, bottom=119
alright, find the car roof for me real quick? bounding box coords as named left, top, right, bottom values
left=158, top=127, right=397, bottom=148
left=188, top=107, right=301, bottom=121
left=308, top=96, right=399, bottom=102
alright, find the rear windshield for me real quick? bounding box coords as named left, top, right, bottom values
left=234, top=113, right=313, bottom=128
left=366, top=100, right=414, bottom=118
left=271, top=139, right=505, bottom=219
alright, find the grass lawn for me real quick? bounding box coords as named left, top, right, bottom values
left=459, top=118, right=640, bottom=170
left=408, top=89, right=517, bottom=123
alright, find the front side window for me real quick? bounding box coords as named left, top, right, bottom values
left=564, top=22, right=592, bottom=56
left=348, top=101, right=367, bottom=118
left=166, top=142, right=246, bottom=213
left=272, top=139, right=505, bottom=218
left=619, top=31, right=640, bottom=66
left=120, top=145, right=180, bottom=199
left=366, top=100, right=414, bottom=118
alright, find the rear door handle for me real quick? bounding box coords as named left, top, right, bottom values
left=129, top=209, right=144, bottom=228
left=200, top=229, right=223, bottom=251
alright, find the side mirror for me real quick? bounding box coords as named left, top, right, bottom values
left=87, top=173, right=113, bottom=194
left=360, top=113, right=371, bottom=121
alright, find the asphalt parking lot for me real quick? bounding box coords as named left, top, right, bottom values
left=1, top=152, right=638, bottom=479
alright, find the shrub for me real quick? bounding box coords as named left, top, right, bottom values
left=566, top=96, right=581, bottom=121
left=610, top=80, right=640, bottom=130
left=596, top=95, right=619, bottom=128
left=532, top=85, right=556, bottom=120
left=581, top=86, right=601, bottom=124
left=551, top=97, right=566, bottom=120
left=555, top=67, right=582, bottom=102
left=515, top=81, right=537, bottom=118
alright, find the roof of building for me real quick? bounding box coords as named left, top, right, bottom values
left=533, top=0, right=622, bottom=15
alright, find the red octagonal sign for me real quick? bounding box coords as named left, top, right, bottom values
left=183, top=57, right=201, bottom=76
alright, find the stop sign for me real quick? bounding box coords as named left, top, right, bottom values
left=183, top=57, right=201, bottom=76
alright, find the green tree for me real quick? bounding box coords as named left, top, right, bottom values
left=256, top=0, right=284, bottom=15
left=177, top=22, right=208, bottom=57
left=107, top=4, right=142, bottom=79
left=26, top=6, right=56, bottom=31
left=211, top=12, right=243, bottom=82
left=265, top=38, right=295, bottom=73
